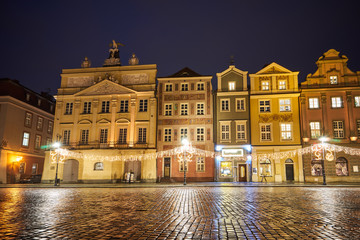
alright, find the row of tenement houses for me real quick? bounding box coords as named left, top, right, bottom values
left=1, top=44, right=359, bottom=184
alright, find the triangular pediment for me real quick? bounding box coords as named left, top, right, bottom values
left=75, top=80, right=137, bottom=96
left=97, top=118, right=111, bottom=124
left=218, top=65, right=248, bottom=77
left=256, top=62, right=293, bottom=75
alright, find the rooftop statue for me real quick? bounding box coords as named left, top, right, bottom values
left=103, top=40, right=124, bottom=67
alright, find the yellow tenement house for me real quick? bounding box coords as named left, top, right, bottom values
left=250, top=63, right=304, bottom=182
left=42, top=42, right=157, bottom=183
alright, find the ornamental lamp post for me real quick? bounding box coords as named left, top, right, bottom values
left=53, top=136, right=61, bottom=186
left=182, top=138, right=189, bottom=185
left=319, top=137, right=328, bottom=185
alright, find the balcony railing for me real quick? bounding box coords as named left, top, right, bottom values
left=300, top=82, right=360, bottom=89
left=61, top=141, right=149, bottom=150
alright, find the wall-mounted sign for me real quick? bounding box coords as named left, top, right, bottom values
left=222, top=149, right=244, bottom=157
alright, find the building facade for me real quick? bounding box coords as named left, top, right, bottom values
left=157, top=68, right=214, bottom=182
left=0, top=79, right=55, bottom=183
left=214, top=65, right=251, bottom=182
left=42, top=43, right=158, bottom=183
left=300, top=49, right=360, bottom=183
left=250, top=63, right=303, bottom=182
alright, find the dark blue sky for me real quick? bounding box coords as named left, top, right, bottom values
left=1, top=0, right=359, bottom=94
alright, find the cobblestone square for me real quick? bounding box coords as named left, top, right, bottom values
left=0, top=187, right=359, bottom=239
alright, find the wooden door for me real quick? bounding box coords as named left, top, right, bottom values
left=286, top=164, right=294, bottom=181
left=238, top=164, right=247, bottom=182
left=63, top=159, right=79, bottom=182
left=164, top=157, right=171, bottom=178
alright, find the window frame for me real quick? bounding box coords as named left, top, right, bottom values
left=80, top=129, right=89, bottom=145
left=94, top=162, right=104, bottom=171
left=228, top=81, right=235, bottom=91
left=164, top=103, right=173, bottom=116
left=99, top=128, right=108, bottom=144
left=331, top=97, right=342, bottom=108
left=220, top=122, right=231, bottom=142
left=330, top=75, right=338, bottom=85
left=310, top=121, right=321, bottom=139
left=196, top=127, right=205, bottom=142
left=180, top=103, right=189, bottom=116
left=164, top=128, right=172, bottom=142
left=22, top=132, right=30, bottom=147
left=308, top=97, right=320, bottom=109
left=180, top=128, right=188, bottom=142
left=83, top=101, right=92, bottom=114
left=235, top=120, right=247, bottom=141
left=260, top=123, right=272, bottom=142
left=36, top=117, right=44, bottom=131
left=65, top=102, right=73, bottom=115
left=181, top=83, right=189, bottom=91
left=165, top=83, right=173, bottom=92
left=220, top=99, right=230, bottom=112
left=24, top=112, right=33, bottom=127
left=259, top=100, right=271, bottom=113
left=197, top=82, right=205, bottom=91
left=139, top=99, right=148, bottom=112
left=35, top=134, right=42, bottom=149
left=63, top=130, right=71, bottom=145
left=196, top=103, right=205, bottom=115
left=138, top=127, right=147, bottom=143
left=279, top=99, right=291, bottom=112
left=280, top=123, right=293, bottom=141
left=354, top=96, right=360, bottom=107
left=47, top=121, right=53, bottom=134
left=261, top=81, right=270, bottom=91
left=333, top=120, right=344, bottom=138
left=119, top=100, right=129, bottom=113
left=196, top=157, right=205, bottom=172
left=118, top=128, right=128, bottom=144
left=235, top=98, right=246, bottom=112
left=278, top=80, right=287, bottom=90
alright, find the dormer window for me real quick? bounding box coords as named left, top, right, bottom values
left=26, top=93, right=31, bottom=101
left=229, top=82, right=235, bottom=91
left=278, top=80, right=287, bottom=90
left=261, top=81, right=270, bottom=91
left=37, top=99, right=41, bottom=106
left=330, top=76, right=338, bottom=85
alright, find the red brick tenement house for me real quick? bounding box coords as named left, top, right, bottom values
left=300, top=49, right=360, bottom=183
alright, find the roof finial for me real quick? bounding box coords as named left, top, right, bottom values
left=230, top=55, right=235, bottom=66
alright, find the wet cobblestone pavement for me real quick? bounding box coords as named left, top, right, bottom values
left=0, top=187, right=359, bottom=239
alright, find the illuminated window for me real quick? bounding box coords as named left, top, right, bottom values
left=220, top=161, right=232, bottom=177
left=179, top=161, right=188, bottom=172
left=118, top=128, right=127, bottom=144
left=220, top=122, right=230, bottom=142
left=280, top=123, right=292, bottom=140
left=221, top=99, right=229, bottom=112
left=181, top=83, right=188, bottom=91
left=22, top=132, right=30, bottom=147
left=165, top=83, right=173, bottom=92
left=25, top=112, right=32, bottom=127
left=259, top=100, right=270, bottom=112
left=83, top=102, right=92, bottom=114
left=63, top=130, right=71, bottom=145
left=94, top=162, right=104, bottom=171
left=309, top=98, right=319, bottom=109
left=180, top=103, right=188, bottom=115
left=164, top=128, right=172, bottom=142
left=139, top=99, right=148, bottom=112
left=80, top=130, right=89, bottom=145
left=101, top=101, right=110, bottom=113
left=196, top=128, right=204, bottom=142
left=197, top=83, right=205, bottom=91
left=229, top=82, right=235, bottom=91
left=47, top=121, right=53, bottom=134
left=100, top=129, right=108, bottom=144
left=65, top=103, right=73, bottom=114
left=32, top=163, right=38, bottom=175
left=330, top=76, right=338, bottom=84
left=196, top=157, right=205, bottom=172
left=36, top=117, right=43, bottom=130
left=180, top=128, right=188, bottom=141
left=260, top=124, right=271, bottom=141
left=336, top=157, right=348, bottom=176
left=236, top=98, right=245, bottom=111
left=278, top=80, right=287, bottom=90
left=279, top=99, right=291, bottom=112
left=311, top=160, right=323, bottom=176
left=331, top=97, right=342, bottom=108
left=354, top=96, right=360, bottom=107
left=197, top=103, right=205, bottom=115
left=138, top=128, right=147, bottom=143
left=164, top=104, right=173, bottom=116
left=120, top=100, right=128, bottom=113
left=310, top=122, right=321, bottom=139
left=236, top=122, right=246, bottom=140
left=261, top=81, right=270, bottom=91
left=260, top=159, right=271, bottom=176
left=333, top=121, right=344, bottom=138
left=35, top=135, right=42, bottom=149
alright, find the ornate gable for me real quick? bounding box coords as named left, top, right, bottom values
left=256, top=62, right=292, bottom=75
left=75, top=80, right=136, bottom=96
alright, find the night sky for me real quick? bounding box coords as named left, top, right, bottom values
left=1, top=0, right=359, bottom=95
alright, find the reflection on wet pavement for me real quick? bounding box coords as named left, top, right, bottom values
left=0, top=187, right=359, bottom=239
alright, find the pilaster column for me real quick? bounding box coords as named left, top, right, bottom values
left=321, top=93, right=328, bottom=136
left=149, top=97, right=156, bottom=148
left=346, top=91, right=355, bottom=138
left=73, top=99, right=81, bottom=142
left=129, top=98, right=136, bottom=147
left=300, top=95, right=308, bottom=138
left=110, top=98, right=117, bottom=146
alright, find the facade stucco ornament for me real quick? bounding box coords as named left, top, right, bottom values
left=81, top=57, right=91, bottom=68
left=300, top=95, right=306, bottom=104
left=346, top=91, right=352, bottom=102
left=128, top=53, right=139, bottom=65
left=259, top=113, right=293, bottom=123
left=321, top=93, right=327, bottom=104
left=103, top=40, right=124, bottom=67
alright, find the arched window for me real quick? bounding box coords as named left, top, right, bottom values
left=336, top=157, right=348, bottom=176
left=285, top=159, right=293, bottom=163
left=94, top=162, right=104, bottom=171
left=311, top=160, right=322, bottom=176
left=260, top=159, right=271, bottom=176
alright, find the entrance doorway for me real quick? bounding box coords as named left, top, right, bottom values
left=124, top=161, right=141, bottom=181
left=238, top=164, right=247, bottom=182
left=163, top=157, right=171, bottom=178
left=63, top=159, right=79, bottom=183
left=285, top=159, right=294, bottom=181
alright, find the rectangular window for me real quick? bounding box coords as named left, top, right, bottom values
left=278, top=80, right=287, bottom=90
left=47, top=121, right=53, bottom=134
left=180, top=103, right=188, bottom=115
left=22, top=132, right=30, bottom=147
left=164, top=104, right=173, bottom=116
left=25, top=112, right=32, bottom=127
left=118, top=128, right=127, bottom=144
left=180, top=128, right=188, bottom=141
left=354, top=96, right=360, bottom=107
left=36, top=117, right=43, bottom=130
left=221, top=99, right=229, bottom=112
left=101, top=101, right=110, bottom=113
left=65, top=103, right=73, bottom=114
left=63, top=130, right=71, bottom=145
left=236, top=123, right=246, bottom=140
left=35, top=135, right=42, bottom=149
left=220, top=123, right=230, bottom=141
left=19, top=163, right=25, bottom=174
left=197, top=83, right=204, bottom=91
left=46, top=138, right=52, bottom=147
left=331, top=97, right=342, bottom=108
left=259, top=100, right=270, bottom=113
left=83, top=102, right=92, bottom=114
left=181, top=83, right=189, bottom=91
left=139, top=99, right=148, bottom=112
left=196, top=157, right=205, bottom=172
left=120, top=100, right=129, bottom=113
left=280, top=123, right=292, bottom=140
left=309, top=98, right=319, bottom=109
left=260, top=124, right=271, bottom=141
left=236, top=98, right=245, bottom=111
left=179, top=162, right=188, bottom=172
left=279, top=99, right=291, bottom=112
left=138, top=128, right=147, bottom=143
left=80, top=130, right=89, bottom=145
left=220, top=161, right=232, bottom=177
left=164, top=128, right=172, bottom=142
left=229, top=82, right=235, bottom=91
left=100, top=129, right=108, bottom=144
left=357, top=120, right=360, bottom=137
left=165, top=83, right=173, bottom=92
left=196, top=128, right=205, bottom=142
left=197, top=103, right=205, bottom=115
left=330, top=76, right=338, bottom=84
left=333, top=121, right=344, bottom=138
left=261, top=81, right=270, bottom=91
left=32, top=163, right=38, bottom=175
left=310, top=122, right=321, bottom=139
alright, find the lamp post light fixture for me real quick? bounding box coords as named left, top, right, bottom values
left=182, top=138, right=189, bottom=185
left=319, top=137, right=328, bottom=185
left=53, top=136, right=61, bottom=186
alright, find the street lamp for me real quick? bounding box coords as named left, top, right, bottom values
left=319, top=137, right=328, bottom=185
left=53, top=138, right=61, bottom=186
left=182, top=138, right=189, bottom=185
left=12, top=156, right=22, bottom=183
